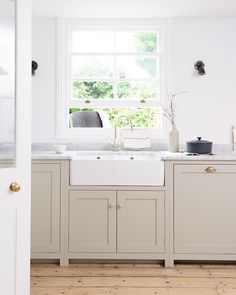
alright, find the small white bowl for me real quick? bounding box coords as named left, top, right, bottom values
left=54, top=145, right=67, bottom=154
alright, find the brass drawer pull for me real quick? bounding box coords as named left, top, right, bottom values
left=205, top=167, right=216, bottom=173
left=85, top=99, right=91, bottom=104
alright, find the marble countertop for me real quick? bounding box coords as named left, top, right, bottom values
left=31, top=151, right=72, bottom=160
left=2, top=150, right=236, bottom=161
left=30, top=150, right=236, bottom=161
left=160, top=151, right=236, bottom=161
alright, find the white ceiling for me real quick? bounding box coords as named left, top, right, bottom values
left=32, top=0, right=236, bottom=18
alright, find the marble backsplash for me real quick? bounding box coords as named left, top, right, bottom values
left=0, top=142, right=234, bottom=153
left=32, top=142, right=234, bottom=153
left=31, top=141, right=168, bottom=152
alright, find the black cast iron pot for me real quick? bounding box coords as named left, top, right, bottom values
left=186, top=137, right=213, bottom=154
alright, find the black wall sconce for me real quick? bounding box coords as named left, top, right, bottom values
left=194, top=61, right=206, bottom=75
left=32, top=60, right=38, bottom=76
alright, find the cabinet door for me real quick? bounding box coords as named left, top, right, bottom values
left=69, top=191, right=116, bottom=253
left=31, top=163, right=61, bottom=253
left=117, top=191, right=165, bottom=253
left=174, top=164, right=236, bottom=254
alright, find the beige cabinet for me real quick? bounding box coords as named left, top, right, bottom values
left=174, top=164, right=236, bottom=254
left=69, top=191, right=116, bottom=253
left=31, top=163, right=61, bottom=253
left=68, top=190, right=165, bottom=254
left=117, top=191, right=165, bottom=253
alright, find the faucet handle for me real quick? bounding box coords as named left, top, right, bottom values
left=112, top=142, right=121, bottom=152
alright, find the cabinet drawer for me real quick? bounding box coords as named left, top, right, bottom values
left=175, top=164, right=236, bottom=174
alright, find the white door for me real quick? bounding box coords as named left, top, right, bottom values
left=0, top=0, right=31, bottom=294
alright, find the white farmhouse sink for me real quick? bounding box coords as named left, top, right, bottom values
left=70, top=151, right=164, bottom=186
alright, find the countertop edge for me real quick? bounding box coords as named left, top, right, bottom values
left=2, top=150, right=236, bottom=161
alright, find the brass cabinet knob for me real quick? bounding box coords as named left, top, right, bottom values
left=109, top=202, right=115, bottom=209
left=9, top=182, right=21, bottom=192
left=117, top=203, right=124, bottom=209
left=205, top=167, right=216, bottom=173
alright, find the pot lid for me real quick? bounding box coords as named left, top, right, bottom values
left=187, top=137, right=213, bottom=144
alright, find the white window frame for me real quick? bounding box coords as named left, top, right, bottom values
left=56, top=18, right=168, bottom=141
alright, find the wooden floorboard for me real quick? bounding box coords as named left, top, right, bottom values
left=31, top=263, right=236, bottom=295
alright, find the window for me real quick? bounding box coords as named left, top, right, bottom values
left=57, top=20, right=167, bottom=139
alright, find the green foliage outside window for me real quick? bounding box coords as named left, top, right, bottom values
left=133, top=32, right=157, bottom=77
left=105, top=108, right=159, bottom=128
left=73, top=81, right=113, bottom=99
left=73, top=81, right=156, bottom=100
left=69, top=108, right=159, bottom=128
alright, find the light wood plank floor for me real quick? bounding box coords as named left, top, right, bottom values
left=31, top=263, right=236, bottom=295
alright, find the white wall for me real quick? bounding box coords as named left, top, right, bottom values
left=32, top=0, right=236, bottom=18
left=32, top=18, right=57, bottom=142
left=32, top=17, right=236, bottom=144
left=172, top=18, right=236, bottom=144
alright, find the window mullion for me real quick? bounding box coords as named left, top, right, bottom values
left=113, top=31, right=117, bottom=100
left=69, top=99, right=159, bottom=108
left=72, top=78, right=159, bottom=83
left=69, top=52, right=160, bottom=57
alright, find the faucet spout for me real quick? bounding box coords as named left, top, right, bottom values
left=112, top=115, right=133, bottom=151
left=116, top=115, right=133, bottom=132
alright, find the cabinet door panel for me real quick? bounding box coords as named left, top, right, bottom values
left=69, top=191, right=116, bottom=253
left=174, top=164, right=236, bottom=254
left=117, top=191, right=165, bottom=253
left=31, top=164, right=61, bottom=253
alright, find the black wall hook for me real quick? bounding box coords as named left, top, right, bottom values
left=194, top=61, right=206, bottom=75
left=32, top=61, right=38, bottom=76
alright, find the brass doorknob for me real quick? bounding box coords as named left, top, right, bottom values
left=9, top=182, right=21, bottom=192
